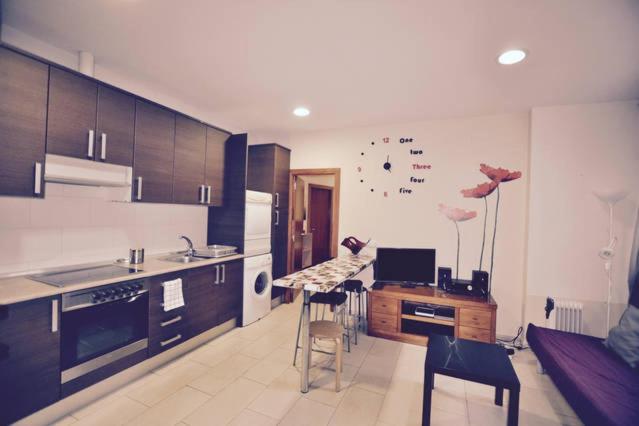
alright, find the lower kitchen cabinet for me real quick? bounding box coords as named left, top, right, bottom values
left=215, top=260, right=243, bottom=324
left=186, top=266, right=219, bottom=337
left=148, top=272, right=192, bottom=357
left=0, top=297, right=61, bottom=425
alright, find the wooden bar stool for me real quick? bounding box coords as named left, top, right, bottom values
left=309, top=320, right=343, bottom=392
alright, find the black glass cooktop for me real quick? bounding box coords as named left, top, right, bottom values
left=29, top=265, right=143, bottom=288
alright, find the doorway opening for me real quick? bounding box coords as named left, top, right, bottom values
left=287, top=169, right=340, bottom=274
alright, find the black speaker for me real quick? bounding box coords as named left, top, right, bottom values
left=437, top=267, right=452, bottom=289
left=471, top=270, right=489, bottom=295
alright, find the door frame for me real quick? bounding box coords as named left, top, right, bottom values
left=287, top=168, right=341, bottom=275
left=307, top=183, right=334, bottom=266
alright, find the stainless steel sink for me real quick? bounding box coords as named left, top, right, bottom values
left=160, top=254, right=206, bottom=264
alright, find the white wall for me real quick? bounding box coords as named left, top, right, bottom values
left=0, top=184, right=208, bottom=276
left=526, top=101, right=639, bottom=337
left=285, top=113, right=531, bottom=337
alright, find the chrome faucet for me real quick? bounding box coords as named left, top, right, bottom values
left=178, top=235, right=194, bottom=256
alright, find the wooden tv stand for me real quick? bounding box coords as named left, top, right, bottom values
left=367, top=283, right=497, bottom=345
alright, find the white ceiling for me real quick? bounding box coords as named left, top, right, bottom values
left=3, top=0, right=639, bottom=134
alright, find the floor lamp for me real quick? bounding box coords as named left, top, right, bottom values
left=593, top=189, right=628, bottom=333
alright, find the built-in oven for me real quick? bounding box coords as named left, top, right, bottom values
left=60, top=279, right=149, bottom=385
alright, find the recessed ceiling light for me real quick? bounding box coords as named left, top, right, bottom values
left=497, top=49, right=527, bottom=65
left=293, top=107, right=310, bottom=117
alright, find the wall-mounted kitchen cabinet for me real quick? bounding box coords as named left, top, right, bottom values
left=205, top=126, right=228, bottom=206
left=133, top=100, right=176, bottom=203
left=0, top=297, right=61, bottom=425
left=47, top=67, right=136, bottom=166
left=173, top=115, right=207, bottom=204
left=0, top=47, right=48, bottom=198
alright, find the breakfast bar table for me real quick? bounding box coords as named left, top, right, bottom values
left=273, top=253, right=375, bottom=392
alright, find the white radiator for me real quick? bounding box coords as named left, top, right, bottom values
left=550, top=300, right=583, bottom=334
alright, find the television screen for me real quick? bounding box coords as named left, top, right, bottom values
left=374, top=247, right=436, bottom=285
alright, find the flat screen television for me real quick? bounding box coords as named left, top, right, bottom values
left=374, top=247, right=436, bottom=285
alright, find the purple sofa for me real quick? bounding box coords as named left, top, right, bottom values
left=527, top=324, right=639, bottom=426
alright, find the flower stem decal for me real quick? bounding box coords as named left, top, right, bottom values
left=439, top=204, right=477, bottom=280
left=461, top=181, right=498, bottom=271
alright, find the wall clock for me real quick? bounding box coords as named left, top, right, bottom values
left=357, top=137, right=431, bottom=197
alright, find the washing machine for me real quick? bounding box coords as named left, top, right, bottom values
left=242, top=253, right=273, bottom=326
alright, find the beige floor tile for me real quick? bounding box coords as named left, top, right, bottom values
left=127, top=360, right=209, bottom=406
left=248, top=368, right=302, bottom=419
left=127, top=386, right=210, bottom=426
left=243, top=357, right=291, bottom=385
left=378, top=381, right=424, bottom=426
left=228, top=409, right=278, bottom=426
left=367, top=337, right=402, bottom=358
left=353, top=351, right=399, bottom=395
left=431, top=407, right=470, bottom=426
left=304, top=363, right=359, bottom=407
left=328, top=386, right=385, bottom=426
left=189, top=354, right=260, bottom=395
left=72, top=396, right=147, bottom=426
left=183, top=377, right=266, bottom=426
left=342, top=334, right=375, bottom=367
left=467, top=399, right=507, bottom=426
left=263, top=346, right=296, bottom=366
left=279, top=397, right=335, bottom=426
left=52, top=416, right=78, bottom=425
left=240, top=330, right=290, bottom=359
left=187, top=336, right=253, bottom=367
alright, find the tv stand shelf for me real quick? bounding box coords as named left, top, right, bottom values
left=367, top=283, right=497, bottom=345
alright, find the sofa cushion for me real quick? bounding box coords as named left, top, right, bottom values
left=606, top=275, right=639, bottom=368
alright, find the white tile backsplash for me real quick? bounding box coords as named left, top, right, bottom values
left=0, top=183, right=208, bottom=275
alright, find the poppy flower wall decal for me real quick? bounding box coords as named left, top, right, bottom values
left=440, top=164, right=522, bottom=293
left=438, top=204, right=477, bottom=280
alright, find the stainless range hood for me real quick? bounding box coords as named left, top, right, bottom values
left=44, top=154, right=133, bottom=201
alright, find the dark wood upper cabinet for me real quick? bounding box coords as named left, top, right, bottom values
left=247, top=144, right=291, bottom=284
left=46, top=67, right=98, bottom=160
left=205, top=126, right=228, bottom=206
left=0, top=47, right=48, bottom=198
left=95, top=85, right=135, bottom=166
left=173, top=115, right=207, bottom=204
left=133, top=100, right=175, bottom=203
left=0, top=296, right=61, bottom=424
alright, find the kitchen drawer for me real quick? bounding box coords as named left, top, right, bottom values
left=370, top=312, right=397, bottom=333
left=459, top=308, right=492, bottom=330
left=458, top=325, right=492, bottom=342
left=371, top=296, right=398, bottom=316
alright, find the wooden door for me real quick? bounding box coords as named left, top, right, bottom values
left=95, top=85, right=135, bottom=166
left=292, top=176, right=306, bottom=272
left=309, top=185, right=332, bottom=265
left=0, top=297, right=60, bottom=424
left=47, top=67, right=98, bottom=160
left=205, top=126, right=228, bottom=206
left=173, top=115, right=206, bottom=204
left=215, top=260, right=243, bottom=325
left=0, top=47, right=48, bottom=198
left=133, top=100, right=175, bottom=203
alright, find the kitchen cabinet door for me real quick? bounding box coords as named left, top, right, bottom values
left=95, top=85, right=135, bottom=166
left=133, top=100, right=176, bottom=203
left=148, top=273, right=191, bottom=356
left=204, top=126, right=228, bottom=206
left=272, top=146, right=290, bottom=280
left=0, top=47, right=48, bottom=198
left=173, top=115, right=206, bottom=204
left=0, top=297, right=61, bottom=424
left=186, top=265, right=219, bottom=337
left=215, top=260, right=243, bottom=325
left=46, top=67, right=98, bottom=160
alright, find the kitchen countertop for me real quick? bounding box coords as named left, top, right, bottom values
left=0, top=253, right=245, bottom=305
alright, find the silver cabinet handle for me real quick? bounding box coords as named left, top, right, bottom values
left=275, top=210, right=279, bottom=226
left=100, top=133, right=107, bottom=160
left=221, top=264, right=226, bottom=283
left=213, top=265, right=220, bottom=285
left=207, top=185, right=211, bottom=204
left=198, top=185, right=205, bottom=204
left=34, top=162, right=42, bottom=195
left=160, top=334, right=182, bottom=347
left=87, top=129, right=95, bottom=158
left=136, top=177, right=143, bottom=200
left=51, top=299, right=59, bottom=333
left=275, top=192, right=280, bottom=207
left=160, top=315, right=182, bottom=327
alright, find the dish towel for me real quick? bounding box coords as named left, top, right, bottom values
left=163, top=278, right=185, bottom=312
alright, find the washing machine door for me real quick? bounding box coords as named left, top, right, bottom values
left=251, top=268, right=272, bottom=299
